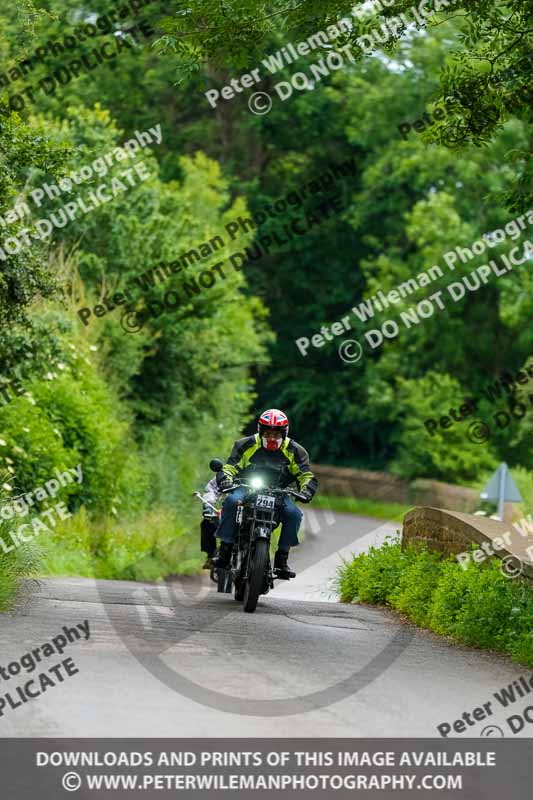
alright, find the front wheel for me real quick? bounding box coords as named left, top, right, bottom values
left=243, top=539, right=269, bottom=613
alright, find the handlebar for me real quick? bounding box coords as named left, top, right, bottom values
left=220, top=482, right=308, bottom=502
left=192, top=492, right=219, bottom=514
left=290, top=491, right=309, bottom=502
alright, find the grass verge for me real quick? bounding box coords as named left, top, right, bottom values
left=313, top=494, right=412, bottom=521
left=39, top=493, right=343, bottom=579
left=337, top=535, right=533, bottom=667
left=39, top=506, right=203, bottom=581
left=0, top=519, right=41, bottom=611
left=2, top=491, right=409, bottom=610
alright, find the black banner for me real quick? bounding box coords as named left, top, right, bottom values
left=0, top=738, right=530, bottom=798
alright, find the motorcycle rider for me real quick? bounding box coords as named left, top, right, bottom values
left=212, top=409, right=317, bottom=579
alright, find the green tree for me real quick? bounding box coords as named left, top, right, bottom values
left=155, top=0, right=532, bottom=209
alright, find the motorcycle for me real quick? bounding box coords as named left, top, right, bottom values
left=209, top=460, right=307, bottom=613
left=193, top=460, right=230, bottom=594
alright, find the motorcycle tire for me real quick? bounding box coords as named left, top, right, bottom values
left=243, top=539, right=269, bottom=613
left=217, top=568, right=233, bottom=594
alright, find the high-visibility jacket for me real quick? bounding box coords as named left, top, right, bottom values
left=218, top=433, right=318, bottom=496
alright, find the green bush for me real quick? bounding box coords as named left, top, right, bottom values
left=338, top=535, right=407, bottom=604
left=389, top=546, right=445, bottom=626
left=39, top=505, right=203, bottom=581
left=427, top=558, right=473, bottom=636
left=0, top=333, right=149, bottom=517
left=503, top=567, right=533, bottom=664
left=430, top=558, right=512, bottom=648
left=512, top=467, right=533, bottom=515
left=0, top=495, right=41, bottom=611
left=0, top=399, right=79, bottom=494
left=338, top=537, right=533, bottom=667
left=0, top=542, right=40, bottom=610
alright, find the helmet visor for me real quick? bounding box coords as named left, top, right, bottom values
left=262, top=428, right=283, bottom=440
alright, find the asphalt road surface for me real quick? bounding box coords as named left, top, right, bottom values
left=0, top=509, right=530, bottom=738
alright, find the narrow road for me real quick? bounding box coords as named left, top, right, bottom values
left=0, top=510, right=529, bottom=737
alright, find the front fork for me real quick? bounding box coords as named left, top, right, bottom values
left=234, top=504, right=275, bottom=590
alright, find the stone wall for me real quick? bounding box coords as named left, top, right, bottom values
left=311, top=464, right=479, bottom=512
left=408, top=479, right=479, bottom=513
left=402, top=506, right=533, bottom=581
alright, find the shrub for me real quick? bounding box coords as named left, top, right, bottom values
left=338, top=537, right=533, bottom=667
left=0, top=492, right=41, bottom=611
left=39, top=504, right=203, bottom=582
left=337, top=535, right=406, bottom=604
left=0, top=541, right=40, bottom=611
left=389, top=546, right=445, bottom=626
left=432, top=558, right=517, bottom=648
left=0, top=336, right=149, bottom=517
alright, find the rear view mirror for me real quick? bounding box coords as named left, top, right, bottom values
left=209, top=458, right=224, bottom=472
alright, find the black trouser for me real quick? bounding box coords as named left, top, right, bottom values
left=201, top=517, right=218, bottom=555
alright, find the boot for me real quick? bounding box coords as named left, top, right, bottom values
left=212, top=541, right=232, bottom=569
left=274, top=549, right=296, bottom=580
left=202, top=550, right=216, bottom=569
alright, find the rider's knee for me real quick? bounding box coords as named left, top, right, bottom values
left=284, top=504, right=303, bottom=523
left=291, top=501, right=303, bottom=520
left=223, top=493, right=239, bottom=509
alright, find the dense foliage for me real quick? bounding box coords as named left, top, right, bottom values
left=0, top=1, right=531, bottom=601
left=337, top=536, right=533, bottom=665
left=157, top=0, right=532, bottom=211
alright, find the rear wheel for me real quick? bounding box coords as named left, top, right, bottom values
left=243, top=539, right=269, bottom=613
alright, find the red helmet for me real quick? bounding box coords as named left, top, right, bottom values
left=258, top=409, right=289, bottom=451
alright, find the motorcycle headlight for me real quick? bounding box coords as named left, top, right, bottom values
left=250, top=477, right=263, bottom=489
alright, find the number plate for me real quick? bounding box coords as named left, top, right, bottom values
left=255, top=494, right=275, bottom=509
